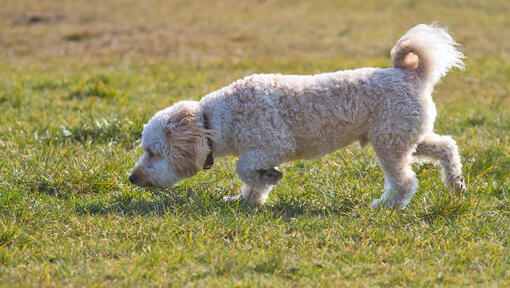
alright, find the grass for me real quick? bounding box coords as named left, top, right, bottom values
left=0, top=0, right=509, bottom=287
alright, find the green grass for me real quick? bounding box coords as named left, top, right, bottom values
left=1, top=0, right=509, bottom=287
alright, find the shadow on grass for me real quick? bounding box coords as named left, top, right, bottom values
left=415, top=193, right=472, bottom=224
left=270, top=193, right=361, bottom=219
left=75, top=187, right=206, bottom=217
left=75, top=186, right=360, bottom=219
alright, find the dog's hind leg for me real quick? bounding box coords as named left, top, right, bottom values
left=371, top=145, right=418, bottom=209
left=413, top=134, right=465, bottom=192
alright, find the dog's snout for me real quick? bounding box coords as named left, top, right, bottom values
left=128, top=174, right=137, bottom=184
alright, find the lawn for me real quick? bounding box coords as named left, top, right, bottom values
left=0, top=0, right=509, bottom=287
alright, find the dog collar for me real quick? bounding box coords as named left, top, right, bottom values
left=202, top=113, right=214, bottom=170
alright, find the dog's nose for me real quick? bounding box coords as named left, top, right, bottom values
left=128, top=174, right=137, bottom=184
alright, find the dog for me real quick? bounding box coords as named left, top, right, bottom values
left=129, top=24, right=466, bottom=208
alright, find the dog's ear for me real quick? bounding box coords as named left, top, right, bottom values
left=164, top=106, right=198, bottom=137
left=163, top=104, right=205, bottom=178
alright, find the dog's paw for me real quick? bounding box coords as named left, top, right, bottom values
left=451, top=177, right=466, bottom=193
left=371, top=198, right=397, bottom=209
left=258, top=168, right=283, bottom=185
left=371, top=198, right=383, bottom=209
left=370, top=197, right=406, bottom=209
left=223, top=193, right=261, bottom=207
left=223, top=194, right=242, bottom=203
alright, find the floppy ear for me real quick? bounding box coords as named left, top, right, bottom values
left=163, top=104, right=208, bottom=178
left=164, top=103, right=214, bottom=139
left=165, top=106, right=198, bottom=136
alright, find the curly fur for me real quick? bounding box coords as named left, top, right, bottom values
left=130, top=24, right=466, bottom=208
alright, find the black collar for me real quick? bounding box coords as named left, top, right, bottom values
left=202, top=114, right=214, bottom=170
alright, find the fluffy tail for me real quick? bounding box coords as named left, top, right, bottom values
left=391, top=24, right=465, bottom=85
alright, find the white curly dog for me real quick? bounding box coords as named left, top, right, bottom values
left=129, top=24, right=466, bottom=208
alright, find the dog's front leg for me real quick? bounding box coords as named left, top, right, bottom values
left=224, top=151, right=283, bottom=206
left=257, top=168, right=283, bottom=185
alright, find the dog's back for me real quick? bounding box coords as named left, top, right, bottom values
left=201, top=24, right=464, bottom=161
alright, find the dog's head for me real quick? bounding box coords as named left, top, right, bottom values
left=129, top=100, right=211, bottom=189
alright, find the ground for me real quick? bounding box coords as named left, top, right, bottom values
left=0, top=0, right=509, bottom=287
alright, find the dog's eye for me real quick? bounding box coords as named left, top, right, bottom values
left=146, top=149, right=155, bottom=158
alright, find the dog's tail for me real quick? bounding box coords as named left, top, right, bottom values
left=391, top=24, right=465, bottom=85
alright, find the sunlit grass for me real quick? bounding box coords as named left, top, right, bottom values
left=0, top=56, right=508, bottom=287
left=0, top=0, right=509, bottom=286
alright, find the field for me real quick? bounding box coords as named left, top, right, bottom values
left=1, top=0, right=509, bottom=287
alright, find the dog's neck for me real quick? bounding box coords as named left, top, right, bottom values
left=202, top=113, right=214, bottom=170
